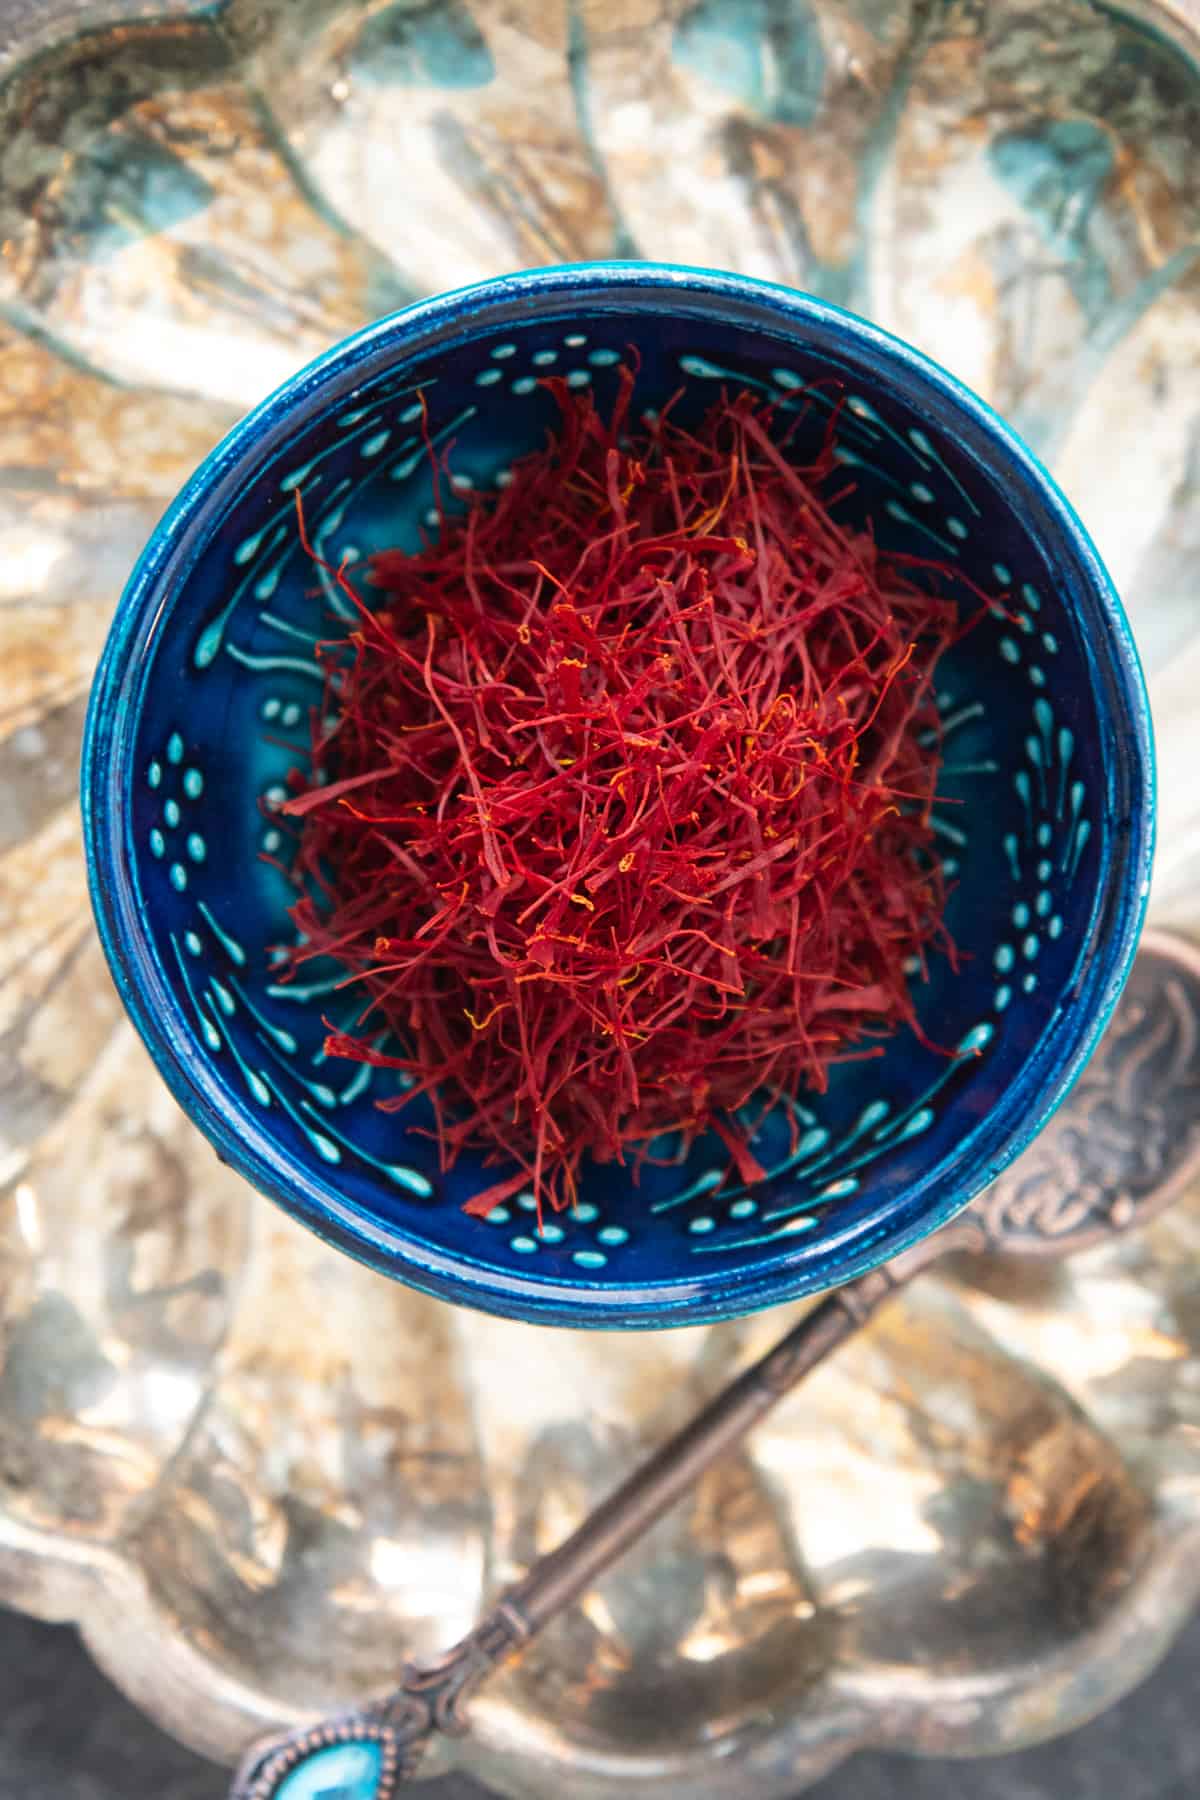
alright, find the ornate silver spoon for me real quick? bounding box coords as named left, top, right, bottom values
left=230, top=927, right=1200, bottom=1798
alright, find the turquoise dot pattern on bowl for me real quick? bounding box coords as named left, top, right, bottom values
left=82, top=265, right=1153, bottom=1328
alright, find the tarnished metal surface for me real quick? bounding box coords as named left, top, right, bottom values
left=1, top=1, right=1199, bottom=1794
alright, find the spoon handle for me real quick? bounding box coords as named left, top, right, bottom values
left=230, top=1252, right=936, bottom=1795
left=379, top=1259, right=918, bottom=1770
left=501, top=1265, right=905, bottom=1636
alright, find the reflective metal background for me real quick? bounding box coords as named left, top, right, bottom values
left=1, top=1, right=1199, bottom=1794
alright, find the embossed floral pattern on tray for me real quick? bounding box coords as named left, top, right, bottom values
left=1, top=1, right=1200, bottom=1795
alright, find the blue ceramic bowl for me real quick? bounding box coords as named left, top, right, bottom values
left=82, top=264, right=1153, bottom=1329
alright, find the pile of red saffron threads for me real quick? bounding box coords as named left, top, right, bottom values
left=277, top=371, right=960, bottom=1219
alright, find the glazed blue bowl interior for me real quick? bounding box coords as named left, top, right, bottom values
left=82, top=264, right=1153, bottom=1329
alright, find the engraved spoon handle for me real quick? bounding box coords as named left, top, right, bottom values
left=232, top=1251, right=938, bottom=1793
left=369, top=1256, right=929, bottom=1776
left=503, top=1263, right=906, bottom=1635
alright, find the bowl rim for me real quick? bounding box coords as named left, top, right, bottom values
left=81, top=260, right=1156, bottom=1328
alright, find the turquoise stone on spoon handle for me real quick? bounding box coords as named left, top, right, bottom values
left=229, top=932, right=1200, bottom=1796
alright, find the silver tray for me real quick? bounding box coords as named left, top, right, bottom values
left=1, top=2, right=1200, bottom=1794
